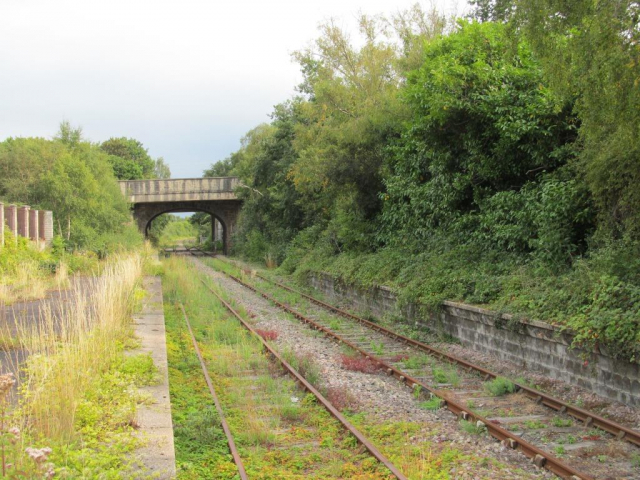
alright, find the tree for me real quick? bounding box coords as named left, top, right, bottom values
left=289, top=10, right=449, bottom=248
left=0, top=133, right=135, bottom=249
left=468, top=0, right=515, bottom=22
left=100, top=137, right=156, bottom=179
left=379, top=21, right=589, bottom=262
left=153, top=157, right=171, bottom=179
left=512, top=0, right=640, bottom=240
left=54, top=120, right=84, bottom=146
left=108, top=155, right=144, bottom=180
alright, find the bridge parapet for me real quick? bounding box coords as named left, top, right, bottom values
left=119, top=177, right=239, bottom=203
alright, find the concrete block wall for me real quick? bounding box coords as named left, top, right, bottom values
left=307, top=271, right=640, bottom=407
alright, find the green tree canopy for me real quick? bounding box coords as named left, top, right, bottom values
left=514, top=0, right=640, bottom=240
left=100, top=137, right=164, bottom=180
left=380, top=21, right=588, bottom=262
left=0, top=124, right=139, bottom=250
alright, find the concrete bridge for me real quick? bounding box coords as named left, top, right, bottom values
left=118, top=177, right=241, bottom=253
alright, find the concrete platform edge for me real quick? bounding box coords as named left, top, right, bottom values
left=130, top=276, right=176, bottom=479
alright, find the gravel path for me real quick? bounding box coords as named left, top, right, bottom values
left=190, top=256, right=554, bottom=479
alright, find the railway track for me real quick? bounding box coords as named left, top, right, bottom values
left=179, top=303, right=249, bottom=480
left=187, top=250, right=640, bottom=480
left=177, top=259, right=409, bottom=479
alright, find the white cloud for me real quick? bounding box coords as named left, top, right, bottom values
left=0, top=0, right=466, bottom=178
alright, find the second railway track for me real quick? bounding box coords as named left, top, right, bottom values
left=185, top=248, right=640, bottom=480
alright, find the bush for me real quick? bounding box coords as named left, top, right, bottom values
left=484, top=377, right=516, bottom=397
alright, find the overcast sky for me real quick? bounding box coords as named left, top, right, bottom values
left=1, top=0, right=467, bottom=178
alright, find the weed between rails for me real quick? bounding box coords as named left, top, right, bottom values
left=255, top=329, right=279, bottom=341
left=339, top=354, right=384, bottom=374
left=203, top=256, right=552, bottom=479
left=163, top=256, right=390, bottom=479
left=484, top=377, right=516, bottom=397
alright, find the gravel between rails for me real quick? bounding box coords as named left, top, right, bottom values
left=438, top=341, right=640, bottom=429
left=189, top=256, right=555, bottom=479
left=220, top=254, right=640, bottom=431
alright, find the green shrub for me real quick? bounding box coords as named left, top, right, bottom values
left=484, top=377, right=516, bottom=397
left=419, top=397, right=443, bottom=411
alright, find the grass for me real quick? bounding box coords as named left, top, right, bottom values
left=551, top=416, right=573, bottom=427
left=369, top=341, right=385, bottom=356
left=484, top=376, right=516, bottom=397
left=13, top=254, right=143, bottom=440
left=523, top=419, right=546, bottom=429
left=0, top=234, right=71, bottom=305
left=459, top=419, right=486, bottom=435
left=0, top=251, right=164, bottom=477
left=163, top=256, right=389, bottom=479
left=281, top=348, right=322, bottom=386
left=419, top=396, right=443, bottom=411
left=431, top=366, right=460, bottom=386
left=404, top=354, right=432, bottom=370
left=329, top=318, right=342, bottom=331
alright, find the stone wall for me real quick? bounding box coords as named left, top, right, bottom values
left=307, top=271, right=640, bottom=406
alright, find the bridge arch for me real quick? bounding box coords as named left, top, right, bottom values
left=145, top=207, right=227, bottom=251
left=119, top=178, right=242, bottom=254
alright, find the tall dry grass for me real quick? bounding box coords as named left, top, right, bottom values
left=11, top=253, right=142, bottom=441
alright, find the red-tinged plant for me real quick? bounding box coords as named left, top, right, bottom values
left=389, top=354, right=409, bottom=362
left=256, top=329, right=279, bottom=341
left=324, top=386, right=359, bottom=411
left=339, top=354, right=383, bottom=374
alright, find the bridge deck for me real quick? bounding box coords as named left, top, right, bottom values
left=118, top=177, right=239, bottom=203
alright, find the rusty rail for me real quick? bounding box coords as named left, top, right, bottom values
left=198, top=278, right=409, bottom=480
left=206, top=251, right=640, bottom=450
left=205, top=261, right=590, bottom=480
left=178, top=303, right=249, bottom=480
left=251, top=270, right=640, bottom=449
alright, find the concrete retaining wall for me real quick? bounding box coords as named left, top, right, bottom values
left=307, top=271, right=640, bottom=406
